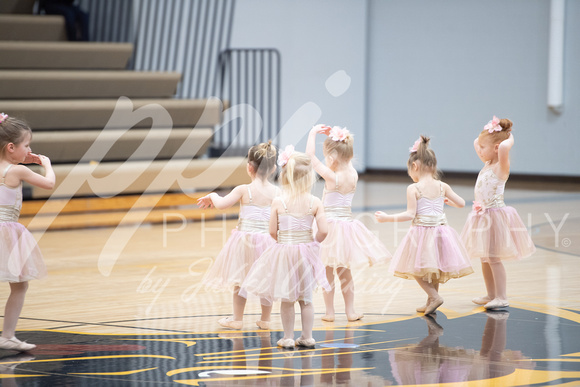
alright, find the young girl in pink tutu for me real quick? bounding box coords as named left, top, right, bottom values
left=306, top=124, right=390, bottom=322
left=0, top=114, right=55, bottom=351
left=198, top=142, right=278, bottom=330
left=375, top=136, right=473, bottom=315
left=240, top=146, right=330, bottom=348
left=461, top=117, right=536, bottom=310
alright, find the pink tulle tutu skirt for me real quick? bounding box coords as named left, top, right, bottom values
left=389, top=225, right=473, bottom=284
left=321, top=219, right=391, bottom=269
left=461, top=206, right=536, bottom=262
left=202, top=229, right=275, bottom=290
left=240, top=241, right=331, bottom=305
left=0, top=223, right=46, bottom=282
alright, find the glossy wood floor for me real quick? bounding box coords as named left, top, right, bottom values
left=2, top=176, right=579, bottom=386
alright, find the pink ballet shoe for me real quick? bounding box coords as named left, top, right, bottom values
left=484, top=299, right=509, bottom=310
left=277, top=338, right=295, bottom=349
left=0, top=337, right=36, bottom=352
left=472, top=296, right=492, bottom=305
left=321, top=315, right=335, bottom=322
left=347, top=313, right=364, bottom=322
left=295, top=337, right=316, bottom=348
left=256, top=320, right=270, bottom=330
left=424, top=297, right=444, bottom=315
left=416, top=304, right=427, bottom=313
left=218, top=317, right=243, bottom=330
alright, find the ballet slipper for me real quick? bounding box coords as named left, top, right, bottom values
left=416, top=304, right=427, bottom=313
left=218, top=317, right=243, bottom=330
left=347, top=313, right=364, bottom=322
left=276, top=338, right=295, bottom=349
left=321, top=315, right=335, bottom=322
left=424, top=297, right=444, bottom=315
left=295, top=337, right=316, bottom=348
left=256, top=320, right=270, bottom=330
left=472, top=296, right=492, bottom=305
left=484, top=298, right=509, bottom=310
left=0, top=337, right=36, bottom=352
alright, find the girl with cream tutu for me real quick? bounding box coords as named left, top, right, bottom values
left=0, top=114, right=55, bottom=351
left=198, top=142, right=278, bottom=330
left=306, top=124, right=390, bottom=322
left=461, top=117, right=535, bottom=310
left=240, top=147, right=330, bottom=349
left=376, top=136, right=473, bottom=315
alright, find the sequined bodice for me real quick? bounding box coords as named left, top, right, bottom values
left=474, top=167, right=506, bottom=208
left=412, top=183, right=447, bottom=227
left=0, top=165, right=21, bottom=223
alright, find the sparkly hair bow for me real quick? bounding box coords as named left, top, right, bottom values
left=328, top=126, right=350, bottom=142
left=277, top=144, right=295, bottom=167
left=484, top=116, right=502, bottom=133
left=0, top=113, right=8, bottom=124
left=409, top=138, right=421, bottom=153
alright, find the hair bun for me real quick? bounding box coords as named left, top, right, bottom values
left=499, top=118, right=513, bottom=132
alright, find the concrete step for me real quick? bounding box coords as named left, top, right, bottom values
left=0, top=41, right=133, bottom=70
left=26, top=157, right=249, bottom=198
left=2, top=98, right=223, bottom=129
left=0, top=70, right=181, bottom=99
left=32, top=128, right=213, bottom=163
left=0, top=15, right=66, bottom=41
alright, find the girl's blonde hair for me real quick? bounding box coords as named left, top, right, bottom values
left=323, top=132, right=354, bottom=163
left=248, top=140, right=277, bottom=178
left=407, top=135, right=440, bottom=179
left=279, top=151, right=314, bottom=200
left=478, top=118, right=513, bottom=145
left=0, top=115, right=32, bottom=156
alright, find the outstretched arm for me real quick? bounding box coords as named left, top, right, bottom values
left=375, top=185, right=417, bottom=223
left=497, top=133, right=514, bottom=177
left=305, top=125, right=335, bottom=183
left=197, top=185, right=245, bottom=210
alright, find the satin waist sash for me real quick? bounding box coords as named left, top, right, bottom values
left=412, top=213, right=448, bottom=227
left=0, top=206, right=19, bottom=223
left=237, top=218, right=269, bottom=233
left=278, top=230, right=314, bottom=245
left=324, top=206, right=352, bottom=221
left=483, top=195, right=506, bottom=209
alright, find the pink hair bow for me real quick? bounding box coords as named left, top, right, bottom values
left=329, top=126, right=350, bottom=142
left=472, top=201, right=486, bottom=215
left=0, top=113, right=8, bottom=124
left=484, top=116, right=502, bottom=133
left=409, top=138, right=421, bottom=153
left=277, top=144, right=295, bottom=167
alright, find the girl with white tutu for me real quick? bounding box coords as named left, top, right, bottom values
left=240, top=147, right=330, bottom=349
left=460, top=117, right=535, bottom=310
left=0, top=114, right=55, bottom=351
left=198, top=142, right=278, bottom=330
left=306, top=124, right=390, bottom=322
left=376, top=136, right=473, bottom=315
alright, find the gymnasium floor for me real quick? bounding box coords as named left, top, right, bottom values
left=1, top=176, right=579, bottom=386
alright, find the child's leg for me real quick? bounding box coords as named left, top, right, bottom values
left=481, top=261, right=496, bottom=299
left=2, top=282, right=29, bottom=339
left=488, top=260, right=507, bottom=300
left=337, top=267, right=363, bottom=321
left=256, top=303, right=272, bottom=329
left=280, top=302, right=295, bottom=340
left=297, top=300, right=314, bottom=341
left=414, top=277, right=443, bottom=314
left=321, top=266, right=335, bottom=321
left=232, top=286, right=247, bottom=321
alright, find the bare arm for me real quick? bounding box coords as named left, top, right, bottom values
left=312, top=198, right=328, bottom=242
left=442, top=182, right=465, bottom=208
left=15, top=155, right=55, bottom=190
left=197, top=185, right=245, bottom=210
left=375, top=185, right=418, bottom=223
left=497, top=133, right=514, bottom=178
left=269, top=200, right=281, bottom=241
left=305, top=125, right=336, bottom=184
